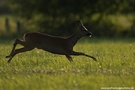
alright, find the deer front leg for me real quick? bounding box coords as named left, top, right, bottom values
left=65, top=54, right=73, bottom=62
left=71, top=51, right=97, bottom=61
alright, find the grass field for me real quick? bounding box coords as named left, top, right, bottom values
left=0, top=38, right=135, bottom=90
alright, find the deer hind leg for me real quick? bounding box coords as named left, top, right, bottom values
left=71, top=51, right=97, bottom=61
left=6, top=39, right=26, bottom=58
left=7, top=47, right=34, bottom=63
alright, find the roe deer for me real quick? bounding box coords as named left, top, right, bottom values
left=6, top=20, right=97, bottom=63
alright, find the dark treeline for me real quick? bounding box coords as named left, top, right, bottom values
left=6, top=0, right=135, bottom=37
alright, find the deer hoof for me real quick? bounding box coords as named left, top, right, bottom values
left=6, top=55, right=10, bottom=58
left=7, top=58, right=12, bottom=63
left=6, top=55, right=12, bottom=58
left=92, top=57, right=97, bottom=61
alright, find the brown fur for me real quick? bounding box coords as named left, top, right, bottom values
left=6, top=21, right=97, bottom=63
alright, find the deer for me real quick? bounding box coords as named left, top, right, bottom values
left=6, top=20, right=97, bottom=63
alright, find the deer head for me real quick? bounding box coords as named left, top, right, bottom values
left=76, top=20, right=92, bottom=37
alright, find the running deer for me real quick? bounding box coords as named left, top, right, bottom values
left=6, top=20, right=97, bottom=63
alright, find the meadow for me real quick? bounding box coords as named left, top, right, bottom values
left=0, top=38, right=135, bottom=90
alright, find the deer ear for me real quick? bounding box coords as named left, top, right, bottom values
left=76, top=20, right=83, bottom=26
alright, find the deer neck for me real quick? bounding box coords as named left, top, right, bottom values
left=68, top=30, right=82, bottom=47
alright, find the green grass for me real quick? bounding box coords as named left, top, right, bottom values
left=0, top=38, right=135, bottom=90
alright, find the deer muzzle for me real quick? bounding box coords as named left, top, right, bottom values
left=87, top=32, right=92, bottom=37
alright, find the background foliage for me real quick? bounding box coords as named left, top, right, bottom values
left=1, top=0, right=135, bottom=37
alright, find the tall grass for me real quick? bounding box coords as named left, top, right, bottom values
left=0, top=38, right=135, bottom=90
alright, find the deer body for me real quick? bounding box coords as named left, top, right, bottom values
left=25, top=32, right=69, bottom=54
left=6, top=21, right=97, bottom=63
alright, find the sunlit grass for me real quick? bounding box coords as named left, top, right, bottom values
left=0, top=38, right=135, bottom=90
